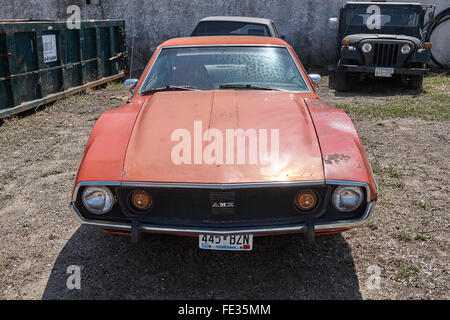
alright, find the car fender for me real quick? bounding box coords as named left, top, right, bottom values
left=73, top=100, right=142, bottom=191
left=304, top=98, right=377, bottom=201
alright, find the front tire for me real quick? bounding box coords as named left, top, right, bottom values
left=408, top=75, right=424, bottom=90
left=335, top=70, right=349, bottom=91
left=328, top=71, right=336, bottom=89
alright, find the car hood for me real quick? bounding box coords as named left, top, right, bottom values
left=122, top=90, right=324, bottom=184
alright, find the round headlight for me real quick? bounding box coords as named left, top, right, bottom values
left=401, top=44, right=411, bottom=55
left=295, top=190, right=318, bottom=211
left=81, top=186, right=114, bottom=215
left=361, top=43, right=372, bottom=53
left=332, top=186, right=364, bottom=212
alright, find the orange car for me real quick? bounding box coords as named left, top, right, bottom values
left=70, top=36, right=377, bottom=250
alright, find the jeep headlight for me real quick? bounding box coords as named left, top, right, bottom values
left=361, top=43, right=372, bottom=53
left=82, top=186, right=114, bottom=215
left=401, top=44, right=412, bottom=55
left=332, top=186, right=364, bottom=212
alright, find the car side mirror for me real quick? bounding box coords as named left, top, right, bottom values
left=308, top=74, right=322, bottom=84
left=124, top=78, right=138, bottom=88
left=124, top=78, right=138, bottom=94
left=328, top=17, right=338, bottom=30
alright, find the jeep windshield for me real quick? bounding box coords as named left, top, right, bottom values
left=191, top=21, right=270, bottom=36
left=340, top=5, right=423, bottom=38
left=139, top=46, right=309, bottom=93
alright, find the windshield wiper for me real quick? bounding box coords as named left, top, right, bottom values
left=141, top=85, right=198, bottom=95
left=219, top=84, right=283, bottom=91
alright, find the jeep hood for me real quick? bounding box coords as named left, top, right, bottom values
left=343, top=33, right=421, bottom=46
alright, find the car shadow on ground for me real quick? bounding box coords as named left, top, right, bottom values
left=42, top=225, right=362, bottom=299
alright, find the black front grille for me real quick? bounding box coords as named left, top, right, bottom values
left=373, top=43, right=399, bottom=67
left=112, top=185, right=331, bottom=227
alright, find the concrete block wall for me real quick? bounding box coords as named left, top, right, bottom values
left=1, top=0, right=449, bottom=73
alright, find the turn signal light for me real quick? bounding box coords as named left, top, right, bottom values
left=295, top=191, right=317, bottom=211
left=131, top=190, right=152, bottom=211
left=424, top=42, right=432, bottom=50
left=342, top=39, right=350, bottom=46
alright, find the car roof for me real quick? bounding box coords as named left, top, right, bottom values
left=198, top=16, right=273, bottom=25
left=159, top=36, right=288, bottom=48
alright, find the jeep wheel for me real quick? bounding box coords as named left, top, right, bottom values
left=328, top=71, right=336, bottom=89
left=335, top=71, right=349, bottom=91
left=408, top=75, right=424, bottom=90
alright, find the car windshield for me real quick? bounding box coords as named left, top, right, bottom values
left=191, top=21, right=270, bottom=36
left=139, top=46, right=309, bottom=92
left=341, top=6, right=422, bottom=37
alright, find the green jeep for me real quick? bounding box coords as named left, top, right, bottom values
left=328, top=1, right=435, bottom=91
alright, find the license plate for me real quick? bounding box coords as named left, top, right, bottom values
left=199, top=234, right=253, bottom=251
left=375, top=67, right=394, bottom=77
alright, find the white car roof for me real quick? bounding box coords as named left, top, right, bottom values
left=199, top=16, right=273, bottom=25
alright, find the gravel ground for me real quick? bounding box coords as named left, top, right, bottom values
left=0, top=76, right=448, bottom=300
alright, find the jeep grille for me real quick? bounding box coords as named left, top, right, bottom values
left=373, top=43, right=400, bottom=67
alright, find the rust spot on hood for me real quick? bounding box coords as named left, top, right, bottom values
left=324, top=153, right=351, bottom=165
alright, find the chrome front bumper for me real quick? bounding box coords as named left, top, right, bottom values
left=69, top=200, right=375, bottom=236
left=339, top=64, right=428, bottom=75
